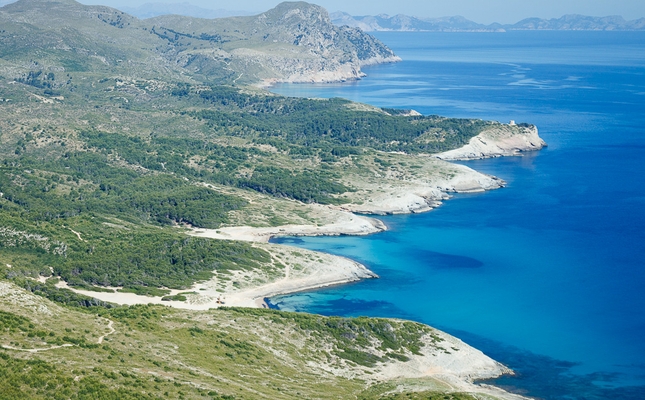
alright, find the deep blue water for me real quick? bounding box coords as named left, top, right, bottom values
left=269, top=32, right=645, bottom=399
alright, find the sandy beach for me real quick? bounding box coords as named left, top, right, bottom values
left=191, top=210, right=386, bottom=243
left=55, top=243, right=378, bottom=310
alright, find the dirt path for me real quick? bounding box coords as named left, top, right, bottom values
left=1, top=343, right=74, bottom=353
left=258, top=246, right=291, bottom=279
left=97, top=318, right=115, bottom=344
left=69, top=228, right=84, bottom=242
left=2, top=318, right=116, bottom=352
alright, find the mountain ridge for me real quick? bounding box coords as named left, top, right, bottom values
left=331, top=12, right=645, bottom=32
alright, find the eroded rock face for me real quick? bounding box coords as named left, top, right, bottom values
left=237, top=2, right=401, bottom=84
left=434, top=124, right=547, bottom=160
left=159, top=1, right=401, bottom=84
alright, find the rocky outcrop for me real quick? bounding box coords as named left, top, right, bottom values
left=246, top=3, right=401, bottom=83
left=334, top=155, right=506, bottom=216
left=150, top=2, right=401, bottom=85
left=434, top=123, right=547, bottom=160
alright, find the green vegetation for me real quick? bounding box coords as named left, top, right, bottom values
left=161, top=293, right=187, bottom=302
left=1, top=156, right=246, bottom=228
left=0, top=355, right=165, bottom=400
left=11, top=277, right=115, bottom=309
left=359, top=390, right=479, bottom=400
left=59, top=232, right=269, bottom=289
left=228, top=307, right=430, bottom=367
left=0, top=290, right=485, bottom=399
left=0, top=220, right=271, bottom=291
left=77, top=131, right=350, bottom=204
left=196, top=86, right=492, bottom=154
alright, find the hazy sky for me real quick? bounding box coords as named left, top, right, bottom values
left=38, top=0, right=645, bottom=24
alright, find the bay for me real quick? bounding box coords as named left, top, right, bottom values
left=269, top=31, right=645, bottom=399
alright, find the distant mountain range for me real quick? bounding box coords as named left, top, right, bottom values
left=104, top=4, right=645, bottom=32
left=3, top=0, right=641, bottom=31
left=331, top=12, right=645, bottom=32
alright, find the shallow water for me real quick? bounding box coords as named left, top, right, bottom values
left=269, top=31, right=645, bottom=399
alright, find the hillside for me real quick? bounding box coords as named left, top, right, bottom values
left=0, top=0, right=544, bottom=398
left=510, top=14, right=645, bottom=30
left=146, top=1, right=400, bottom=84
left=0, top=0, right=398, bottom=85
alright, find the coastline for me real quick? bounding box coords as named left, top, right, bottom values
left=51, top=132, right=544, bottom=400
left=190, top=211, right=387, bottom=243
left=55, top=243, right=379, bottom=310
left=434, top=124, right=547, bottom=160
left=3, top=278, right=528, bottom=400
left=56, top=128, right=545, bottom=312
left=255, top=55, right=402, bottom=89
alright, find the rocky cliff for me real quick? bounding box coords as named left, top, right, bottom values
left=434, top=124, right=547, bottom=160
left=149, top=1, right=400, bottom=84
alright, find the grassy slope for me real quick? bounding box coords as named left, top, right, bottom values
left=0, top=281, right=479, bottom=399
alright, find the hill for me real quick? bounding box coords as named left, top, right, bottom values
left=510, top=14, right=645, bottom=30
left=331, top=12, right=500, bottom=32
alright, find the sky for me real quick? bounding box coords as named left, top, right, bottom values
left=74, top=0, right=645, bottom=24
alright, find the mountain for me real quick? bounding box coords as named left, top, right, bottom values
left=331, top=12, right=645, bottom=32
left=0, top=0, right=399, bottom=85
left=117, top=2, right=255, bottom=19
left=511, top=14, right=645, bottom=30
left=331, top=11, right=499, bottom=32
left=148, top=1, right=400, bottom=84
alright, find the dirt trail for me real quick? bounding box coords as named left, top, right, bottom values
left=1, top=343, right=74, bottom=353
left=2, top=317, right=115, bottom=352
left=69, top=228, right=84, bottom=241
left=97, top=318, right=115, bottom=344
left=260, top=247, right=291, bottom=280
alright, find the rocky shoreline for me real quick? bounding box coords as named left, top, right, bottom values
left=435, top=124, right=547, bottom=160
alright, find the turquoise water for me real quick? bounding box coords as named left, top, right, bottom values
left=269, top=32, right=645, bottom=399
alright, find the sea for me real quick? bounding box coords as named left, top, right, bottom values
left=268, top=31, right=645, bottom=399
